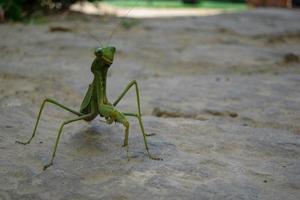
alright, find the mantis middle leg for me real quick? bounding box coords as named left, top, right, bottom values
left=113, top=80, right=154, bottom=137
left=112, top=80, right=161, bottom=160
left=43, top=113, right=95, bottom=170
left=123, top=112, right=162, bottom=161
left=16, top=98, right=82, bottom=145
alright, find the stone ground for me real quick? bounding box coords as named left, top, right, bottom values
left=0, top=8, right=300, bottom=200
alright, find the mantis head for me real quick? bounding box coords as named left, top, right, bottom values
left=95, top=46, right=116, bottom=65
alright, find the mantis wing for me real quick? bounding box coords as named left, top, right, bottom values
left=80, top=84, right=93, bottom=113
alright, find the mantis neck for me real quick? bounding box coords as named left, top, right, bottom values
left=94, top=67, right=109, bottom=103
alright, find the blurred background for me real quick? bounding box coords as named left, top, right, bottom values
left=1, top=0, right=299, bottom=21
left=0, top=0, right=300, bottom=200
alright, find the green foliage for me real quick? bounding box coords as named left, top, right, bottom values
left=182, top=0, right=199, bottom=5
left=0, top=0, right=25, bottom=20
left=0, top=0, right=246, bottom=21
left=0, top=0, right=79, bottom=21
left=105, top=0, right=246, bottom=10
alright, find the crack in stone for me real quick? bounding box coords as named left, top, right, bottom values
left=152, top=107, right=238, bottom=121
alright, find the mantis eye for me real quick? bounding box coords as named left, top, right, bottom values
left=95, top=49, right=102, bottom=57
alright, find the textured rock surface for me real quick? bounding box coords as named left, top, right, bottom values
left=0, top=8, right=300, bottom=200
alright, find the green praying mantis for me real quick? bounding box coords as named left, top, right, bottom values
left=16, top=17, right=162, bottom=171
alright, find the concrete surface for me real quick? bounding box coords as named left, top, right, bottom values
left=0, top=8, right=300, bottom=200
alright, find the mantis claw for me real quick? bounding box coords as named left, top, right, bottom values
left=121, top=142, right=130, bottom=160
left=43, top=162, right=53, bottom=171
left=15, top=140, right=29, bottom=145
left=145, top=133, right=156, bottom=137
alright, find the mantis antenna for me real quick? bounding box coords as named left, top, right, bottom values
left=82, top=27, right=104, bottom=47
left=76, top=0, right=140, bottom=47
left=73, top=3, right=104, bottom=47
left=107, top=0, right=141, bottom=45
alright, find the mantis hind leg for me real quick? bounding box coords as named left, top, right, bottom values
left=43, top=113, right=95, bottom=170
left=113, top=80, right=155, bottom=137
left=16, top=98, right=82, bottom=145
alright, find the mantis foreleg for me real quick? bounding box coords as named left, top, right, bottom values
left=16, top=98, right=82, bottom=145
left=98, top=104, right=131, bottom=160
left=43, top=113, right=95, bottom=170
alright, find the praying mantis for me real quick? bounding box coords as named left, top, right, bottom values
left=16, top=23, right=162, bottom=171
